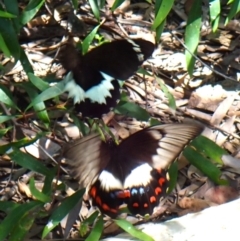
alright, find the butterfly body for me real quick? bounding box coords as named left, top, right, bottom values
left=59, top=39, right=154, bottom=117
left=65, top=123, right=204, bottom=216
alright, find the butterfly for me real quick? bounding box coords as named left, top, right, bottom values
left=64, top=122, right=204, bottom=217
left=59, top=39, right=154, bottom=117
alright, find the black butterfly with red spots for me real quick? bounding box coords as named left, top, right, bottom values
left=59, top=39, right=154, bottom=118
left=64, top=122, right=203, bottom=217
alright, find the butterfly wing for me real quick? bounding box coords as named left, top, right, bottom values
left=73, top=80, right=121, bottom=118
left=64, top=133, right=111, bottom=189
left=59, top=39, right=154, bottom=117
left=65, top=123, right=203, bottom=216
left=82, top=39, right=155, bottom=81
left=99, top=122, right=204, bottom=215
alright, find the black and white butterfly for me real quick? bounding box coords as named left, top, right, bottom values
left=64, top=122, right=203, bottom=217
left=59, top=39, right=154, bottom=117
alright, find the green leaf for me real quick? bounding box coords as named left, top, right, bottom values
left=19, top=0, right=45, bottom=25
left=28, top=73, right=50, bottom=91
left=0, top=84, right=19, bottom=109
left=0, top=10, right=16, bottom=18
left=23, top=82, right=50, bottom=124
left=155, top=18, right=166, bottom=43
left=149, top=118, right=162, bottom=126
left=0, top=135, right=41, bottom=155
left=0, top=33, right=11, bottom=56
left=191, top=135, right=227, bottom=165
left=4, top=0, right=20, bottom=32
left=183, top=146, right=228, bottom=185
left=0, top=17, right=20, bottom=60
left=0, top=201, right=20, bottom=214
left=82, top=25, right=101, bottom=55
left=157, top=77, right=176, bottom=112
left=167, top=162, right=178, bottom=194
left=42, top=167, right=56, bottom=195
left=29, top=178, right=52, bottom=203
left=42, top=189, right=85, bottom=238
left=185, top=0, right=202, bottom=75
left=26, top=80, right=65, bottom=110
left=115, top=101, right=150, bottom=121
left=70, top=114, right=90, bottom=136
left=0, top=201, right=43, bottom=241
left=0, top=115, right=15, bottom=124
left=209, top=0, right=221, bottom=32
left=85, top=215, right=103, bottom=241
left=0, top=126, right=12, bottom=138
left=71, top=0, right=78, bottom=9
left=114, top=219, right=155, bottom=241
left=9, top=149, right=54, bottom=177
left=89, top=0, right=100, bottom=21
left=8, top=211, right=37, bottom=241
left=80, top=211, right=99, bottom=237
left=20, top=47, right=34, bottom=73
left=225, top=0, right=240, bottom=24
left=152, top=0, right=174, bottom=30
left=111, top=0, right=125, bottom=10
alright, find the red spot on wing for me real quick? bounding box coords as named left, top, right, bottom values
left=155, top=187, right=162, bottom=195
left=150, top=196, right=157, bottom=203
left=144, top=203, right=148, bottom=208
left=158, top=177, right=166, bottom=186
left=117, top=190, right=131, bottom=199
left=102, top=203, right=117, bottom=213
left=96, top=196, right=102, bottom=206
left=90, top=186, right=97, bottom=198
left=133, top=202, right=139, bottom=208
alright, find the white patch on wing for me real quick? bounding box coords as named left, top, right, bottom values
left=124, top=163, right=152, bottom=188
left=98, top=170, right=123, bottom=191
left=152, top=154, right=171, bottom=170
left=63, top=71, right=115, bottom=104
left=84, top=72, right=114, bottom=104
left=64, top=72, right=85, bottom=104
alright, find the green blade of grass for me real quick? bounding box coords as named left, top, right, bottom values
left=115, top=101, right=150, bottom=121
left=0, top=84, right=19, bottom=110
left=114, top=219, right=154, bottom=241
left=19, top=0, right=45, bottom=25
left=82, top=25, right=101, bottom=55
left=29, top=177, right=52, bottom=203
left=209, top=0, right=221, bottom=32
left=183, top=146, right=228, bottom=185
left=28, top=73, right=49, bottom=91
left=185, top=0, right=202, bottom=75
left=111, top=0, right=125, bottom=11
left=225, top=0, right=240, bottom=24
left=42, top=189, right=85, bottom=238
left=0, top=201, right=43, bottom=241
left=26, top=80, right=65, bottom=110
left=157, top=77, right=176, bottom=112
left=191, top=135, right=227, bottom=165
left=85, top=215, right=103, bottom=241
left=9, top=149, right=54, bottom=177
left=152, top=0, right=174, bottom=30
left=88, top=0, right=100, bottom=21
left=0, top=17, right=20, bottom=60
left=8, top=210, right=37, bottom=241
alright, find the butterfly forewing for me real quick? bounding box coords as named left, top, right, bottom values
left=82, top=39, right=155, bottom=81
left=64, top=134, right=111, bottom=188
